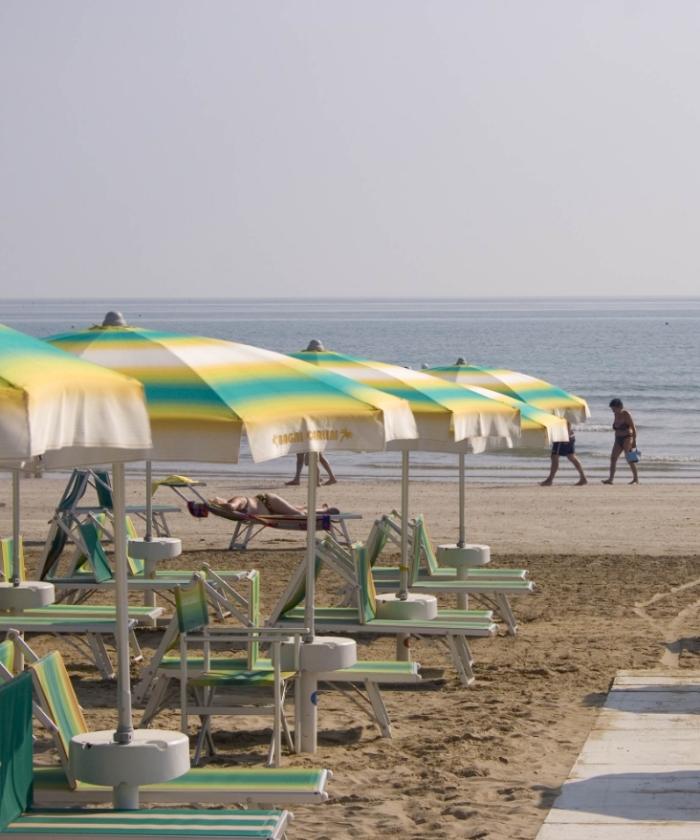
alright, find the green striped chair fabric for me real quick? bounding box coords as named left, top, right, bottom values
left=0, top=639, right=15, bottom=675
left=0, top=536, right=25, bottom=582
left=0, top=672, right=291, bottom=838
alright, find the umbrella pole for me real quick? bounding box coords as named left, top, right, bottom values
left=458, top=453, right=466, bottom=548
left=112, top=461, right=134, bottom=746
left=399, top=451, right=410, bottom=600
left=12, top=469, right=20, bottom=586
left=145, top=460, right=153, bottom=542
left=304, top=452, right=318, bottom=643
left=142, top=461, right=156, bottom=609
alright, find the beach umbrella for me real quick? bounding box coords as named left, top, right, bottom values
left=428, top=358, right=590, bottom=422
left=291, top=344, right=522, bottom=597
left=428, top=359, right=586, bottom=544
left=48, top=318, right=417, bottom=754
left=0, top=323, right=152, bottom=760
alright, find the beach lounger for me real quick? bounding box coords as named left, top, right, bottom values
left=269, top=541, right=497, bottom=686
left=205, top=500, right=361, bottom=551
left=367, top=515, right=535, bottom=634
left=0, top=637, right=330, bottom=808
left=0, top=613, right=145, bottom=679
left=0, top=671, right=293, bottom=839
left=137, top=570, right=421, bottom=741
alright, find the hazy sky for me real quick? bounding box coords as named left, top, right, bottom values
left=2, top=2, right=700, bottom=298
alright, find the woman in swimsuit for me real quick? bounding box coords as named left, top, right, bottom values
left=209, top=493, right=339, bottom=517
left=603, top=398, right=639, bottom=485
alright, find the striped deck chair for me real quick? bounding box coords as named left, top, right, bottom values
left=0, top=672, right=292, bottom=839
left=2, top=639, right=329, bottom=808
left=270, top=541, right=497, bottom=687
left=1, top=535, right=26, bottom=582
left=368, top=515, right=535, bottom=635
left=139, top=568, right=421, bottom=741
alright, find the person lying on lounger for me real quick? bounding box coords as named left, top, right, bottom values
left=208, top=493, right=339, bottom=517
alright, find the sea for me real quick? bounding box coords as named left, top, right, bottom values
left=2, top=297, right=698, bottom=485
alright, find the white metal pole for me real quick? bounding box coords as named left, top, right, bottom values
left=12, top=470, right=20, bottom=586
left=304, top=452, right=318, bottom=643
left=112, top=462, right=134, bottom=745
left=145, top=460, right=153, bottom=542
left=458, top=453, right=466, bottom=548
left=399, top=450, right=410, bottom=600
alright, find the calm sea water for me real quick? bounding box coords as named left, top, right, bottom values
left=2, top=297, right=698, bottom=484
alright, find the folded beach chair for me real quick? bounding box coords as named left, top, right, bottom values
left=0, top=671, right=293, bottom=838
left=269, top=541, right=497, bottom=686
left=137, top=569, right=421, bottom=742
left=40, top=469, right=180, bottom=580
left=0, top=636, right=330, bottom=808
left=368, top=515, right=535, bottom=635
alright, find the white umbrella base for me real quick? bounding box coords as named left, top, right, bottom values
left=0, top=581, right=55, bottom=611
left=283, top=637, right=358, bottom=754
left=69, top=728, right=190, bottom=809
left=376, top=593, right=438, bottom=620
left=437, top=544, right=491, bottom=568
left=127, top=538, right=182, bottom=564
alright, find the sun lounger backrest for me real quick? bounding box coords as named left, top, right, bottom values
left=0, top=536, right=25, bottom=582
left=0, top=639, right=15, bottom=675
left=365, top=519, right=391, bottom=567
left=0, top=672, right=34, bottom=827
left=29, top=652, right=88, bottom=775
left=77, top=522, right=114, bottom=583
left=354, top=545, right=377, bottom=623
left=175, top=576, right=209, bottom=633
left=413, top=515, right=440, bottom=576
left=93, top=470, right=114, bottom=509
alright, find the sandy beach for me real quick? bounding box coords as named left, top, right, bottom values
left=4, top=475, right=700, bottom=839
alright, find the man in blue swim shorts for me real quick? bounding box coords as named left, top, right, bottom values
left=539, top=420, right=587, bottom=486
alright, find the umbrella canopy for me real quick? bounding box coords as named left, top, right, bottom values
left=47, top=325, right=416, bottom=462
left=0, top=324, right=151, bottom=469
left=427, top=359, right=590, bottom=422
left=0, top=323, right=152, bottom=752
left=291, top=347, right=521, bottom=450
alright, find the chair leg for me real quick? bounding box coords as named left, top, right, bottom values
left=365, top=681, right=392, bottom=737
left=139, top=675, right=170, bottom=726
left=495, top=593, right=518, bottom=635
left=444, top=635, right=475, bottom=687
left=86, top=633, right=115, bottom=680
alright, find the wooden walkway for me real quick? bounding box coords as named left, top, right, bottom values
left=536, top=670, right=700, bottom=839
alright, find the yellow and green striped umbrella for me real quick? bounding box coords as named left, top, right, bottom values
left=0, top=324, right=152, bottom=753
left=47, top=325, right=416, bottom=463
left=291, top=348, right=521, bottom=451
left=427, top=358, right=590, bottom=422
left=0, top=324, right=151, bottom=469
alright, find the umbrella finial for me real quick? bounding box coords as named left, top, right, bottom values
left=102, top=311, right=128, bottom=327
left=455, top=356, right=467, bottom=366
left=305, top=339, right=325, bottom=352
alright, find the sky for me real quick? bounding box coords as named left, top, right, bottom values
left=1, top=1, right=700, bottom=299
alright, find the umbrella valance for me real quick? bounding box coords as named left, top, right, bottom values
left=427, top=359, right=590, bottom=423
